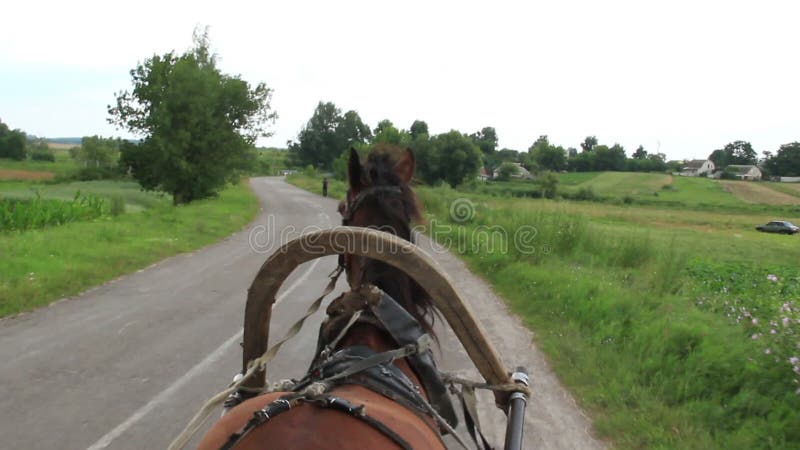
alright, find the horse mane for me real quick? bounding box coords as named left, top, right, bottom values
left=355, top=144, right=438, bottom=338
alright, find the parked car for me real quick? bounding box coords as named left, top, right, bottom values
left=755, top=221, right=799, bottom=234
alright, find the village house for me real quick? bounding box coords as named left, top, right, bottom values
left=680, top=159, right=715, bottom=177
left=726, top=165, right=762, bottom=181
left=492, top=162, right=533, bottom=179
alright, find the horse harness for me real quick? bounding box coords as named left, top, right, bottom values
left=219, top=285, right=458, bottom=450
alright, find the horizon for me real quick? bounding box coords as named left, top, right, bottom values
left=2, top=1, right=798, bottom=162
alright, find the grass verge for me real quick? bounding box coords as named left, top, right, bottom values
left=0, top=181, right=258, bottom=317
left=288, top=175, right=800, bottom=449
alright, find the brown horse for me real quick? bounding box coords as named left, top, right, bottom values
left=197, top=145, right=455, bottom=449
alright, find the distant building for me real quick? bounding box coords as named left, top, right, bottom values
left=726, top=165, right=762, bottom=181
left=680, top=159, right=715, bottom=177
left=477, top=166, right=491, bottom=181
left=492, top=162, right=533, bottom=180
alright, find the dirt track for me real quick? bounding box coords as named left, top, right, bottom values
left=0, top=168, right=54, bottom=180
left=0, top=177, right=604, bottom=449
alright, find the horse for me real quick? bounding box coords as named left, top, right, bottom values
left=197, top=145, right=457, bottom=449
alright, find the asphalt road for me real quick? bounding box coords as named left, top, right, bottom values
left=0, top=177, right=604, bottom=450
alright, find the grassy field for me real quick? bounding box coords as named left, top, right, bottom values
left=289, top=173, right=800, bottom=449
left=0, top=152, right=78, bottom=178
left=720, top=180, right=800, bottom=205
left=0, top=180, right=169, bottom=212
left=0, top=181, right=258, bottom=316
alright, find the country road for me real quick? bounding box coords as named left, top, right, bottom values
left=0, top=177, right=604, bottom=450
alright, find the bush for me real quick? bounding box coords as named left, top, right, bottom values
left=73, top=166, right=118, bottom=181
left=574, top=186, right=596, bottom=201
left=30, top=150, right=56, bottom=162
left=110, top=195, right=126, bottom=216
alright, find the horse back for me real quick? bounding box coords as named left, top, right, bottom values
left=197, top=385, right=446, bottom=450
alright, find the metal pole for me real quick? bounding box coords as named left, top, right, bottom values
left=504, top=367, right=530, bottom=450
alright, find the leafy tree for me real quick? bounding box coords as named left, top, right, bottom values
left=528, top=135, right=567, bottom=172
left=708, top=149, right=729, bottom=169
left=470, top=126, right=498, bottom=155
left=495, top=161, right=520, bottom=181
left=411, top=132, right=439, bottom=185
left=109, top=29, right=276, bottom=204
left=409, top=120, right=429, bottom=140
left=373, top=119, right=395, bottom=137
left=536, top=171, right=559, bottom=198
left=430, top=131, right=482, bottom=187
left=288, top=103, right=370, bottom=169
left=580, top=136, right=598, bottom=153
left=763, top=142, right=800, bottom=176
left=632, top=145, right=647, bottom=159
left=0, top=120, right=27, bottom=160
left=372, top=119, right=408, bottom=145
left=594, top=144, right=626, bottom=171
left=709, top=140, right=757, bottom=168
left=567, top=147, right=578, bottom=158
left=73, top=136, right=121, bottom=168
left=288, top=102, right=341, bottom=168
left=338, top=111, right=372, bottom=149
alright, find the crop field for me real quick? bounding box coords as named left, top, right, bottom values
left=289, top=173, right=800, bottom=449
left=720, top=180, right=800, bottom=205
left=0, top=180, right=168, bottom=211
left=0, top=169, right=55, bottom=180
left=762, top=182, right=800, bottom=199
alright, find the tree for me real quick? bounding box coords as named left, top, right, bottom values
left=338, top=111, right=372, bottom=149
left=109, top=29, right=276, bottom=204
left=373, top=119, right=395, bottom=137
left=536, top=171, right=559, bottom=198
left=528, top=135, right=567, bottom=172
left=0, top=120, right=27, bottom=160
left=594, top=144, right=626, bottom=171
left=430, top=131, right=482, bottom=187
left=580, top=136, right=598, bottom=153
left=409, top=120, right=429, bottom=140
left=372, top=119, right=408, bottom=145
left=709, top=140, right=757, bottom=168
left=763, top=142, right=800, bottom=176
left=632, top=145, right=647, bottom=159
left=73, top=136, right=121, bottom=168
left=495, top=162, right=520, bottom=181
left=470, top=127, right=498, bottom=155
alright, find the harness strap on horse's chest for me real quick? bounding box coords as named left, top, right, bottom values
left=218, top=395, right=413, bottom=450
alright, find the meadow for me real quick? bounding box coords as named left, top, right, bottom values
left=0, top=154, right=259, bottom=316
left=288, top=172, right=800, bottom=449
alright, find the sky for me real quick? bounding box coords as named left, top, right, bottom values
left=1, top=0, right=798, bottom=161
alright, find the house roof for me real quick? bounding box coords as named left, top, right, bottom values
left=684, top=159, right=708, bottom=169
left=726, top=165, right=759, bottom=174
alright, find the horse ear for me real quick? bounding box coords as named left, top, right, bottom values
left=347, top=147, right=362, bottom=189
left=393, top=148, right=415, bottom=183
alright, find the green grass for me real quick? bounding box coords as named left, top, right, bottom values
left=0, top=153, right=78, bottom=177
left=287, top=175, right=800, bottom=449
left=764, top=182, right=800, bottom=199
left=558, top=172, right=601, bottom=186
left=414, top=186, right=800, bottom=448
left=566, top=171, right=672, bottom=196
left=0, top=180, right=169, bottom=211
left=0, top=181, right=258, bottom=316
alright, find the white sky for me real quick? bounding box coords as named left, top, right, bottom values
left=1, top=0, right=798, bottom=161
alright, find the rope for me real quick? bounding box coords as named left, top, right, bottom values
left=167, top=266, right=343, bottom=450
left=440, top=373, right=532, bottom=397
